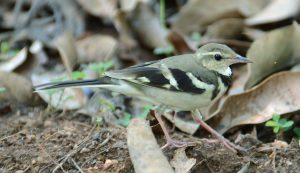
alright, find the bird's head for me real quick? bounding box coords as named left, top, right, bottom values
left=195, top=43, right=251, bottom=75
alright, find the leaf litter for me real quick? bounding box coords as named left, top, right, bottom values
left=1, top=0, right=300, bottom=173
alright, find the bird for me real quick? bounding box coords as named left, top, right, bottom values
left=35, top=43, right=251, bottom=152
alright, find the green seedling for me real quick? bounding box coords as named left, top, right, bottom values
left=118, top=105, right=153, bottom=127
left=0, top=42, right=19, bottom=61
left=98, top=99, right=116, bottom=112
left=71, top=71, right=86, bottom=80
left=88, top=61, right=114, bottom=76
left=154, top=45, right=175, bottom=55
left=265, top=114, right=294, bottom=133
left=293, top=127, right=300, bottom=138
left=0, top=87, right=6, bottom=93
left=95, top=117, right=104, bottom=128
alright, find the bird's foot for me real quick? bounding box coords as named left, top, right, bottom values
left=202, top=137, right=246, bottom=153
left=161, top=138, right=196, bottom=150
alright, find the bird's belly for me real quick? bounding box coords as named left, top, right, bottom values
left=142, top=87, right=213, bottom=111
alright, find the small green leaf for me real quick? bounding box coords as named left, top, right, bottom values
left=118, top=113, right=132, bottom=127
left=273, top=126, right=280, bottom=133
left=272, top=113, right=281, bottom=122
left=0, top=87, right=6, bottom=93
left=265, top=120, right=278, bottom=127
left=293, top=127, right=300, bottom=137
left=281, top=120, right=294, bottom=128
left=154, top=45, right=174, bottom=55
left=71, top=71, right=86, bottom=80
left=0, top=42, right=10, bottom=53
left=138, top=105, right=153, bottom=119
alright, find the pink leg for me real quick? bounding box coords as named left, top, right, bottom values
left=191, top=110, right=245, bottom=153
left=153, top=111, right=196, bottom=149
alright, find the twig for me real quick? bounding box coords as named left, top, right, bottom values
left=271, top=148, right=277, bottom=173
left=69, top=157, right=84, bottom=173
left=52, top=125, right=96, bottom=172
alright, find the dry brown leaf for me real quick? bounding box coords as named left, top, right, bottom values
left=172, top=0, right=270, bottom=34
left=245, top=22, right=300, bottom=89
left=207, top=72, right=300, bottom=134
left=131, top=3, right=169, bottom=49
left=0, top=48, right=28, bottom=72
left=238, top=0, right=270, bottom=17
left=243, top=28, right=266, bottom=40
left=52, top=32, right=78, bottom=74
left=31, top=72, right=87, bottom=110
left=0, top=71, right=40, bottom=104
left=203, top=18, right=244, bottom=40
left=127, top=118, right=174, bottom=173
left=119, top=0, right=149, bottom=12
left=76, top=0, right=117, bottom=19
left=76, top=34, right=117, bottom=63
left=163, top=112, right=199, bottom=135
left=170, top=148, right=196, bottom=173
left=246, top=0, right=300, bottom=26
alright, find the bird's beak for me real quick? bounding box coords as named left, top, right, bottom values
left=234, top=55, right=252, bottom=63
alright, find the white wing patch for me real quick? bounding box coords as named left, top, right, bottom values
left=186, top=72, right=215, bottom=90
left=137, top=77, right=150, bottom=83
left=159, top=63, right=179, bottom=90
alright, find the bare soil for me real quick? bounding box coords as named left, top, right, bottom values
left=1, top=103, right=300, bottom=173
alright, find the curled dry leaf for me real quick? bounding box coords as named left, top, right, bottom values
left=76, top=34, right=117, bottom=63
left=245, top=22, right=300, bottom=89
left=131, top=3, right=169, bottom=49
left=172, top=0, right=247, bottom=34
left=238, top=0, right=270, bottom=17
left=0, top=71, right=40, bottom=104
left=163, top=112, right=199, bottom=135
left=203, top=18, right=244, bottom=40
left=127, top=118, right=174, bottom=173
left=52, top=31, right=78, bottom=74
left=170, top=148, right=196, bottom=173
left=76, top=0, right=117, bottom=19
left=207, top=72, right=300, bottom=134
left=0, top=47, right=28, bottom=72
left=246, top=0, right=300, bottom=26
left=31, top=73, right=87, bottom=110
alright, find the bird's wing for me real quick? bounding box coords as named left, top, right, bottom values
left=105, top=56, right=215, bottom=94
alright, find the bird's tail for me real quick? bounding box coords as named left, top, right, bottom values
left=34, top=76, right=114, bottom=91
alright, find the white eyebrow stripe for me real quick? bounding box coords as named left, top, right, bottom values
left=201, top=52, right=221, bottom=56
left=160, top=63, right=179, bottom=90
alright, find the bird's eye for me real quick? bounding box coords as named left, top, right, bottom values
left=214, top=54, right=222, bottom=61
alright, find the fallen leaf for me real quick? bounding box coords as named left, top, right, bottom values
left=76, top=34, right=117, bottom=63
left=52, top=31, right=78, bottom=74
left=127, top=118, right=174, bottom=173
left=207, top=72, right=300, bottom=134
left=170, top=148, right=196, bottom=173
left=163, top=112, right=199, bottom=135
left=172, top=0, right=243, bottom=34
left=76, top=0, right=117, bottom=19
left=238, top=0, right=270, bottom=17
left=245, top=22, right=300, bottom=89
left=131, top=3, right=169, bottom=49
left=119, top=0, right=149, bottom=12
left=203, top=18, right=244, bottom=40
left=243, top=28, right=266, bottom=40
left=0, top=47, right=28, bottom=72
left=0, top=71, right=40, bottom=104
left=246, top=0, right=300, bottom=26
left=31, top=72, right=87, bottom=110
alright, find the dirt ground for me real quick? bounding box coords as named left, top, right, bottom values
left=1, top=103, right=299, bottom=173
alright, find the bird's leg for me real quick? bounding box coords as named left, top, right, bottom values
left=191, top=109, right=245, bottom=153
left=153, top=105, right=195, bottom=149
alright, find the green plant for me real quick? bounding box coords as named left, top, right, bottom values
left=293, top=127, right=300, bottom=138
left=71, top=71, right=86, bottom=80
left=159, top=0, right=166, bottom=28
left=0, top=87, right=6, bottom=93
left=88, top=61, right=114, bottom=76
left=0, top=42, right=19, bottom=61
left=153, top=45, right=174, bottom=55
left=117, top=105, right=153, bottom=127
left=265, top=114, right=294, bottom=133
